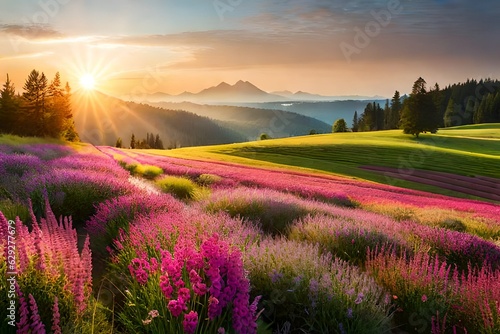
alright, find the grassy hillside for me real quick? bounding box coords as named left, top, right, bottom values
left=439, top=123, right=500, bottom=139
left=155, top=125, right=500, bottom=198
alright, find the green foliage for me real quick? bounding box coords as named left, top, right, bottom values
left=401, top=77, right=440, bottom=137
left=332, top=118, right=348, bottom=133
left=196, top=173, right=222, bottom=186
left=119, top=161, right=163, bottom=180
left=116, top=137, right=123, bottom=148
left=438, top=218, right=467, bottom=232
left=130, top=133, right=136, bottom=149
left=0, top=71, right=78, bottom=139
left=31, top=180, right=129, bottom=228
left=205, top=193, right=311, bottom=236
left=0, top=199, right=30, bottom=222
left=352, top=111, right=359, bottom=132
left=289, top=215, right=406, bottom=267
left=134, top=164, right=163, bottom=180
left=0, top=74, right=20, bottom=134
left=245, top=239, right=393, bottom=333
left=156, top=176, right=198, bottom=200
left=388, top=90, right=402, bottom=129
left=357, top=102, right=384, bottom=131
left=132, top=132, right=165, bottom=149
left=443, top=98, right=463, bottom=127
left=260, top=133, right=271, bottom=140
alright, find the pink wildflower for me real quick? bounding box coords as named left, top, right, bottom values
left=189, top=269, right=202, bottom=285
left=208, top=296, right=220, bottom=320
left=160, top=274, right=173, bottom=299
left=178, top=287, right=191, bottom=303
left=355, top=292, right=364, bottom=304
left=182, top=311, right=198, bottom=334
left=52, top=297, right=62, bottom=334
left=167, top=299, right=186, bottom=317
left=175, top=279, right=185, bottom=289
left=128, top=258, right=150, bottom=285
left=422, top=294, right=428, bottom=302
left=149, top=257, right=159, bottom=273
left=29, top=294, right=46, bottom=333
left=193, top=282, right=208, bottom=296
left=17, top=290, right=30, bottom=333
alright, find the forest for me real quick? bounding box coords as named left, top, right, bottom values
left=353, top=78, right=500, bottom=136
left=0, top=71, right=79, bottom=141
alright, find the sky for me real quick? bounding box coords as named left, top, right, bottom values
left=1, top=0, right=499, bottom=98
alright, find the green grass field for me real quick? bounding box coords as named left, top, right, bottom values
left=157, top=124, right=500, bottom=198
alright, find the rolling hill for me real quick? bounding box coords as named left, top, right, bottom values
left=149, top=101, right=332, bottom=139
left=72, top=91, right=245, bottom=147
left=72, top=91, right=331, bottom=147
left=152, top=124, right=500, bottom=200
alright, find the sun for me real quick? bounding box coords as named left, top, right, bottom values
left=80, top=74, right=96, bottom=90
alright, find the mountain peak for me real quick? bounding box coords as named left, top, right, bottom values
left=215, top=81, right=231, bottom=88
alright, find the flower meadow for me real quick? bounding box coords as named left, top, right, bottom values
left=0, top=142, right=499, bottom=333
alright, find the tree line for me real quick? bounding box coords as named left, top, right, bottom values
left=0, top=71, right=79, bottom=140
left=116, top=132, right=165, bottom=149
left=349, top=77, right=500, bottom=137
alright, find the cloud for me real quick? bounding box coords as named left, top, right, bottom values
left=97, top=30, right=345, bottom=70
left=0, top=24, right=63, bottom=40
left=0, top=51, right=54, bottom=60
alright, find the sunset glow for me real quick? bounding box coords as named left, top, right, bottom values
left=1, top=1, right=499, bottom=97
left=79, top=74, right=95, bottom=91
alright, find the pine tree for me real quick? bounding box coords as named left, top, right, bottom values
left=400, top=77, right=439, bottom=137
left=46, top=72, right=66, bottom=137
left=0, top=74, right=20, bottom=134
left=359, top=103, right=374, bottom=131
left=444, top=98, right=460, bottom=127
left=389, top=90, right=402, bottom=129
left=375, top=102, right=384, bottom=130
left=148, top=132, right=155, bottom=148
left=130, top=133, right=136, bottom=149
left=61, top=82, right=79, bottom=141
left=116, top=137, right=123, bottom=148
left=22, top=70, right=48, bottom=136
left=383, top=99, right=391, bottom=130
left=492, top=92, right=500, bottom=122
left=352, top=111, right=359, bottom=132
left=155, top=134, right=164, bottom=149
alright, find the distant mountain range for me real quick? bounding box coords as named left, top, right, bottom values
left=269, top=90, right=386, bottom=102
left=72, top=91, right=331, bottom=147
left=127, top=80, right=386, bottom=104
